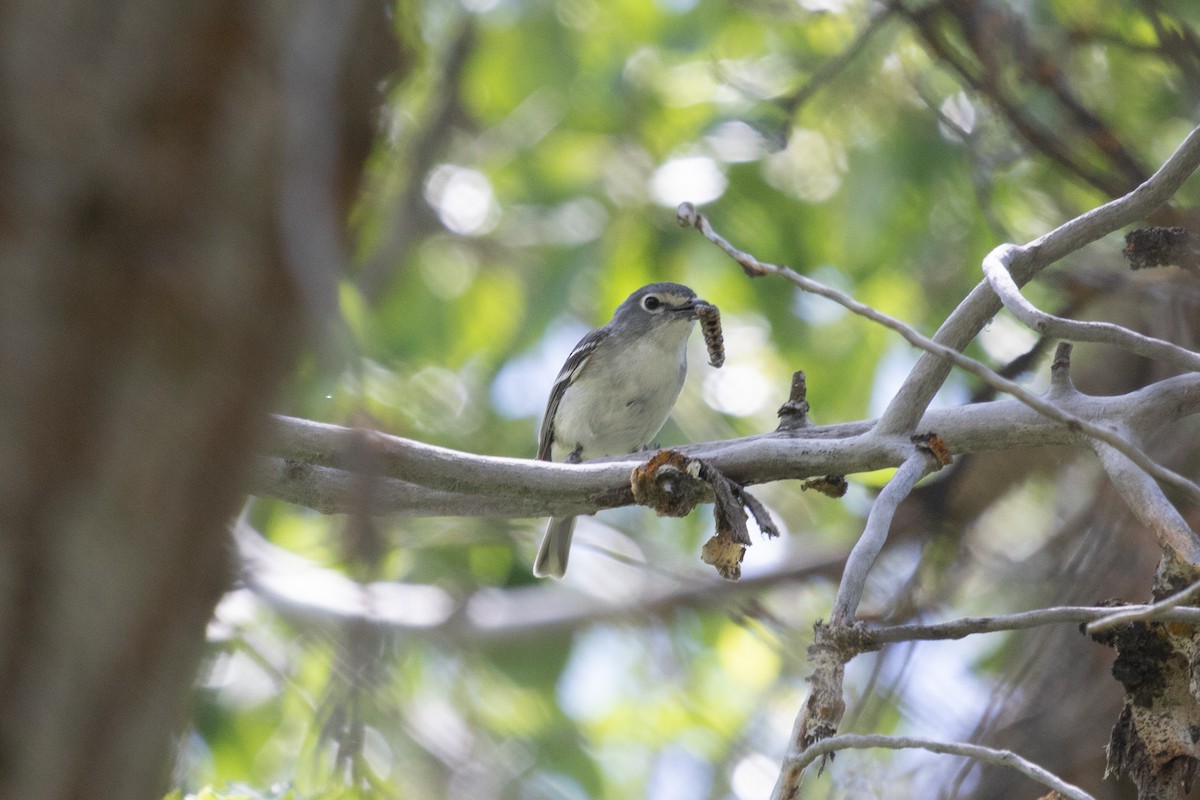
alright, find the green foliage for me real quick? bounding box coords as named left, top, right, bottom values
left=181, top=0, right=1200, bottom=797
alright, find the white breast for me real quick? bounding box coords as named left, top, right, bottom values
left=551, top=318, right=694, bottom=461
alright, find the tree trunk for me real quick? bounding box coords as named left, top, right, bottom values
left=0, top=2, right=396, bottom=797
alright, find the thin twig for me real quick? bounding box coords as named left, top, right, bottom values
left=1086, top=578, right=1200, bottom=634
left=874, top=604, right=1200, bottom=645
left=783, top=733, right=1096, bottom=800
left=776, top=7, right=895, bottom=118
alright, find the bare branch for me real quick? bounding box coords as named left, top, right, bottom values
left=1086, top=579, right=1200, bottom=635
left=773, top=453, right=942, bottom=795
left=874, top=605, right=1200, bottom=645
left=983, top=242, right=1200, bottom=372
left=1050, top=342, right=1075, bottom=395
left=878, top=124, right=1200, bottom=434
left=831, top=454, right=939, bottom=625
left=774, top=7, right=896, bottom=118
left=781, top=733, right=1096, bottom=800
left=257, top=373, right=1200, bottom=518
left=234, top=519, right=845, bottom=641
left=260, top=414, right=641, bottom=506
left=249, top=456, right=558, bottom=518
left=1090, top=439, right=1200, bottom=563
left=241, top=522, right=1200, bottom=646
left=676, top=204, right=1200, bottom=508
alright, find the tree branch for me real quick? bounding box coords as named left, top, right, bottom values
left=236, top=516, right=1200, bottom=656
left=676, top=204, right=1200, bottom=507
left=1090, top=438, right=1200, bottom=563
left=254, top=373, right=1200, bottom=518
left=983, top=242, right=1200, bottom=372
left=877, top=123, right=1200, bottom=435
left=874, top=605, right=1200, bottom=645
left=831, top=454, right=939, bottom=624
left=781, top=733, right=1096, bottom=800
left=745, top=124, right=1200, bottom=800
left=1086, top=579, right=1200, bottom=635
left=233, top=519, right=845, bottom=641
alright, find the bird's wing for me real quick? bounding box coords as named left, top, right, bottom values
left=537, top=327, right=608, bottom=461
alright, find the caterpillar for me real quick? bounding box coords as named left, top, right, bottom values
left=696, top=303, right=724, bottom=368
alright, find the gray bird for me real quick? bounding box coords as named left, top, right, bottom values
left=534, top=282, right=708, bottom=578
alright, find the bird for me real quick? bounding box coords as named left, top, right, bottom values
left=533, top=282, right=709, bottom=578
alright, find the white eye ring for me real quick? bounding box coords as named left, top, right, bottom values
left=642, top=295, right=664, bottom=312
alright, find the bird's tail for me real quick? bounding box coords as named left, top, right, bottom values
left=533, top=516, right=576, bottom=578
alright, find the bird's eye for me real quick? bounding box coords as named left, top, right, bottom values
left=642, top=295, right=663, bottom=312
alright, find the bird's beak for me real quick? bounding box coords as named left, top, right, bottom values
left=678, top=298, right=710, bottom=320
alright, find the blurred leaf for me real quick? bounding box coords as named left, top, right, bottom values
left=183, top=1, right=1200, bottom=797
